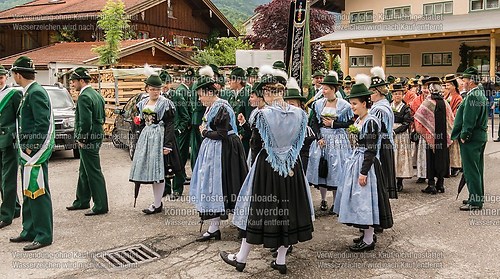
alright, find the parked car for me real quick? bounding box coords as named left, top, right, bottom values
left=13, top=84, right=79, bottom=158
left=112, top=93, right=147, bottom=160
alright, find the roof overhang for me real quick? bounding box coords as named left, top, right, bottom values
left=313, top=11, right=500, bottom=49
left=311, top=0, right=344, bottom=13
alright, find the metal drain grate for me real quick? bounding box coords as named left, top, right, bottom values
left=95, top=243, right=161, bottom=270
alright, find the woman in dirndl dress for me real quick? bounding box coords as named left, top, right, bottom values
left=220, top=72, right=314, bottom=275
left=306, top=73, right=354, bottom=214
left=284, top=77, right=316, bottom=172
left=443, top=74, right=463, bottom=177
left=334, top=82, right=393, bottom=252
left=391, top=83, right=414, bottom=192
left=368, top=67, right=397, bottom=199
left=189, top=67, right=248, bottom=242
left=129, top=73, right=181, bottom=214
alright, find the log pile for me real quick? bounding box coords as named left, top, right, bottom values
left=88, top=69, right=147, bottom=136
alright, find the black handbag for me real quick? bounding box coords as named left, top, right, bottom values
left=410, top=131, right=419, bottom=143
left=318, top=149, right=328, bottom=178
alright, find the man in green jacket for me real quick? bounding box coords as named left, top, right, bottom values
left=227, top=67, right=252, bottom=154
left=10, top=56, right=54, bottom=251
left=190, top=67, right=205, bottom=170
left=161, top=70, right=189, bottom=198
left=66, top=67, right=108, bottom=216
left=451, top=67, right=489, bottom=211
left=0, top=65, right=22, bottom=229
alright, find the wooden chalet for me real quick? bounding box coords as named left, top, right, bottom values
left=0, top=0, right=239, bottom=58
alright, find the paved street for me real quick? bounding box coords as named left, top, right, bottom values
left=1, top=125, right=500, bottom=279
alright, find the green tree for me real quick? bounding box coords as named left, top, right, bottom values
left=193, top=37, right=253, bottom=66
left=92, top=0, right=130, bottom=66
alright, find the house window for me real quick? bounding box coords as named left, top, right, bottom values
left=386, top=54, right=411, bottom=67
left=424, top=2, right=454, bottom=15
left=422, top=52, right=453, bottom=66
left=350, top=10, right=373, bottom=23
left=350, top=55, right=373, bottom=68
left=138, top=31, right=149, bottom=39
left=173, top=35, right=184, bottom=46
left=22, top=31, right=37, bottom=50
left=384, top=6, right=411, bottom=21
left=470, top=0, right=499, bottom=11
left=168, top=2, right=175, bottom=18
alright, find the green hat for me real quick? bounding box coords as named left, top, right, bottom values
left=284, top=77, right=305, bottom=102
left=209, top=64, right=219, bottom=76
left=312, top=70, right=325, bottom=78
left=183, top=67, right=195, bottom=78
left=320, top=74, right=341, bottom=86
left=0, top=65, right=8, bottom=75
left=246, top=67, right=254, bottom=76
left=193, top=75, right=215, bottom=91
left=248, top=68, right=259, bottom=78
left=230, top=67, right=246, bottom=80
left=145, top=74, right=163, bottom=88
left=251, top=82, right=264, bottom=98
left=347, top=83, right=372, bottom=99
left=387, top=75, right=396, bottom=84
left=462, top=66, right=480, bottom=80
left=390, top=83, right=405, bottom=92
left=273, top=60, right=286, bottom=71
left=159, top=70, right=172, bottom=84
left=11, top=56, right=36, bottom=73
left=69, top=67, right=91, bottom=80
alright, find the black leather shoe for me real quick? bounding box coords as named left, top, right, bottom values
left=0, top=221, right=12, bottom=229
left=436, top=185, right=445, bottom=193
left=84, top=210, right=107, bottom=216
left=353, top=234, right=377, bottom=244
left=220, top=251, right=246, bottom=272
left=374, top=228, right=384, bottom=233
left=66, top=205, right=90, bottom=211
left=142, top=203, right=162, bottom=215
left=416, top=178, right=426, bottom=184
left=450, top=169, right=460, bottom=177
left=349, top=240, right=375, bottom=252
left=421, top=185, right=437, bottom=194
left=271, top=261, right=287, bottom=274
left=272, top=245, right=293, bottom=258
left=462, top=199, right=469, bottom=205
left=460, top=204, right=482, bottom=211
left=493, top=138, right=500, bottom=142
left=14, top=212, right=21, bottom=219
left=320, top=200, right=328, bottom=211
left=10, top=236, right=32, bottom=243
left=23, top=241, right=51, bottom=251
left=397, top=183, right=403, bottom=192
left=196, top=230, right=221, bottom=242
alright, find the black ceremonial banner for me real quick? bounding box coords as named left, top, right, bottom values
left=285, top=0, right=308, bottom=88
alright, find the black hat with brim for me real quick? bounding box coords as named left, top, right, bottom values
left=423, top=76, right=442, bottom=85
left=160, top=70, right=172, bottom=83
left=284, top=88, right=306, bottom=102
left=390, top=83, right=405, bottom=92
left=230, top=67, right=246, bottom=80
left=369, top=76, right=389, bottom=89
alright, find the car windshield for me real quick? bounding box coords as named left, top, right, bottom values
left=46, top=88, right=74, bottom=109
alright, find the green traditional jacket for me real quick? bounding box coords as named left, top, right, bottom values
left=0, top=86, right=22, bottom=149
left=228, top=85, right=252, bottom=119
left=308, top=85, right=322, bottom=103
left=451, top=84, right=488, bottom=143
left=164, top=88, right=190, bottom=135
left=189, top=84, right=205, bottom=126
left=18, top=82, right=51, bottom=153
left=75, top=86, right=105, bottom=144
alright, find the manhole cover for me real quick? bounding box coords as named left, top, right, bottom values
left=95, top=243, right=161, bottom=271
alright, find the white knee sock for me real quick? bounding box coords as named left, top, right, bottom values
left=276, top=246, right=288, bottom=265
left=363, top=227, right=375, bottom=244
left=320, top=187, right=327, bottom=201
left=232, top=238, right=252, bottom=263
left=202, top=217, right=220, bottom=236
left=152, top=182, right=164, bottom=208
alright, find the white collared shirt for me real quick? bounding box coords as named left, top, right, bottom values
left=79, top=84, right=91, bottom=95
left=23, top=81, right=36, bottom=95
